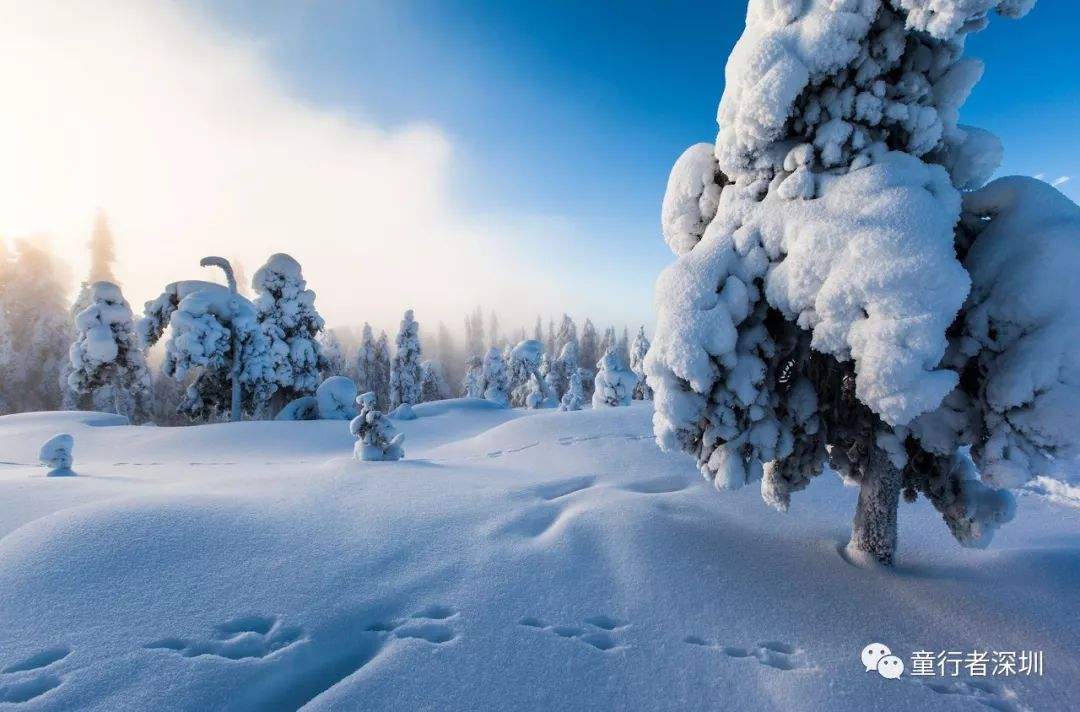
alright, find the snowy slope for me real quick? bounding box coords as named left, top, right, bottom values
left=0, top=403, right=1076, bottom=711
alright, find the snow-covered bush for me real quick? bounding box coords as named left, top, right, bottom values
left=252, top=254, right=325, bottom=411
left=481, top=347, right=509, bottom=407
left=547, top=341, right=579, bottom=400
left=629, top=326, right=652, bottom=400
left=389, top=310, right=422, bottom=409
left=274, top=395, right=318, bottom=421
left=140, top=280, right=273, bottom=421
left=39, top=433, right=75, bottom=476
left=646, top=0, right=1053, bottom=565
left=592, top=350, right=634, bottom=408
left=559, top=369, right=585, bottom=412
left=420, top=359, right=450, bottom=402
left=316, top=376, right=358, bottom=420
left=66, top=282, right=152, bottom=420
left=462, top=355, right=484, bottom=398
left=351, top=392, right=405, bottom=461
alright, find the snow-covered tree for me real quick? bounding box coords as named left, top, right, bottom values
left=488, top=311, right=502, bottom=351
left=433, top=322, right=460, bottom=387
left=66, top=282, right=152, bottom=420
left=389, top=309, right=423, bottom=408
left=546, top=319, right=556, bottom=358
left=511, top=339, right=554, bottom=409
left=319, top=328, right=347, bottom=379
left=462, top=355, right=484, bottom=398
left=140, top=280, right=273, bottom=421
left=88, top=209, right=117, bottom=283
left=546, top=340, right=579, bottom=400
left=629, top=326, right=652, bottom=400
left=373, top=331, right=392, bottom=409
left=559, top=369, right=585, bottom=412
left=353, top=323, right=382, bottom=404
left=351, top=392, right=404, bottom=461
left=599, top=326, right=616, bottom=364
left=420, top=359, right=451, bottom=402
left=464, top=306, right=485, bottom=358
left=555, top=314, right=578, bottom=356
left=0, top=240, right=70, bottom=414
left=481, top=346, right=509, bottom=407
left=579, top=318, right=599, bottom=396
left=252, top=253, right=325, bottom=413
left=645, top=0, right=1059, bottom=565
left=592, top=350, right=634, bottom=408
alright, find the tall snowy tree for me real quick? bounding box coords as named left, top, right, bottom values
left=629, top=326, right=652, bottom=400
left=579, top=318, right=599, bottom=383
left=319, top=328, right=347, bottom=379
left=88, top=209, right=117, bottom=283
left=481, top=346, right=509, bottom=407
left=545, top=319, right=556, bottom=359
left=66, top=282, right=151, bottom=420
left=488, top=311, right=502, bottom=351
left=464, top=307, right=485, bottom=359
left=389, top=309, right=423, bottom=408
left=252, top=254, right=325, bottom=413
left=645, top=0, right=1063, bottom=565
left=420, top=359, right=451, bottom=402
left=599, top=326, right=617, bottom=366
left=373, top=330, right=392, bottom=409
left=0, top=240, right=70, bottom=414
left=140, top=280, right=274, bottom=421
left=533, top=316, right=544, bottom=343
left=555, top=314, right=578, bottom=356
left=353, top=323, right=380, bottom=402
left=462, top=355, right=484, bottom=398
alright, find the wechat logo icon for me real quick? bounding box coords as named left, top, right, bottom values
left=862, top=643, right=904, bottom=679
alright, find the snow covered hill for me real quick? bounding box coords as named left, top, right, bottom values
left=0, top=402, right=1076, bottom=711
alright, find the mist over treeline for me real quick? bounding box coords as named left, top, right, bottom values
left=0, top=214, right=650, bottom=424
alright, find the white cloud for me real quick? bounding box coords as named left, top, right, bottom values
left=1051, top=176, right=1071, bottom=187
left=0, top=0, right=612, bottom=332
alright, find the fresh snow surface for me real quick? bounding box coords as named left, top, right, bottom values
left=0, top=403, right=1076, bottom=711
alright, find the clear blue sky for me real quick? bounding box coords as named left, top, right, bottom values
left=196, top=0, right=1079, bottom=321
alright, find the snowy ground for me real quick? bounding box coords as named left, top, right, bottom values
left=0, top=401, right=1076, bottom=711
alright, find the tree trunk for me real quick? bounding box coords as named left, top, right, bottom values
left=848, top=447, right=902, bottom=566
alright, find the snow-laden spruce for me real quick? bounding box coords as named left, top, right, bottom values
left=39, top=433, right=75, bottom=476
left=629, top=326, right=652, bottom=400
left=140, top=280, right=273, bottom=420
left=420, top=359, right=451, bottom=402
left=66, top=282, right=152, bottom=421
left=481, top=347, right=509, bottom=407
left=389, top=310, right=423, bottom=408
left=559, top=368, right=586, bottom=411
left=461, top=355, right=484, bottom=398
left=592, top=350, right=634, bottom=408
left=510, top=339, right=555, bottom=409
left=319, top=329, right=347, bottom=379
left=353, top=324, right=391, bottom=410
left=252, top=254, right=325, bottom=412
left=350, top=392, right=405, bottom=461
left=645, top=0, right=1064, bottom=565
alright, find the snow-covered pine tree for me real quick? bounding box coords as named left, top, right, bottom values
left=592, top=350, right=634, bottom=408
left=66, top=282, right=152, bottom=420
left=420, top=359, right=451, bottom=402
left=140, top=280, right=274, bottom=421
left=252, top=254, right=325, bottom=413
left=0, top=240, right=70, bottom=413
left=559, top=369, right=585, bottom=412
left=555, top=314, right=578, bottom=356
left=599, top=326, right=616, bottom=365
left=353, top=323, right=379, bottom=398
left=629, top=326, right=652, bottom=400
left=373, top=330, right=392, bottom=409
left=389, top=309, right=423, bottom=408
left=488, top=311, right=501, bottom=351
left=434, top=322, right=459, bottom=387
left=481, top=346, right=509, bottom=407
left=462, top=355, right=484, bottom=398
left=319, top=328, right=347, bottom=379
left=88, top=209, right=117, bottom=283
left=533, top=316, right=544, bottom=343
left=510, top=339, right=554, bottom=409
left=578, top=318, right=599, bottom=396
left=547, top=340, right=579, bottom=400
left=645, top=0, right=1066, bottom=565
left=617, top=327, right=630, bottom=369
left=546, top=319, right=556, bottom=358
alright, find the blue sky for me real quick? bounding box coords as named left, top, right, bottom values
left=191, top=0, right=1078, bottom=325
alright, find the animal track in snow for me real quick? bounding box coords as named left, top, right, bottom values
left=0, top=647, right=70, bottom=704
left=557, top=433, right=652, bottom=446
left=146, top=614, right=304, bottom=660
left=485, top=442, right=540, bottom=459
left=684, top=637, right=807, bottom=671
left=364, top=605, right=460, bottom=645
left=519, top=615, right=626, bottom=651
left=919, top=678, right=1029, bottom=712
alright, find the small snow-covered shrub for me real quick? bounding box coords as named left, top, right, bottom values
left=592, top=351, right=634, bottom=408
left=629, top=326, right=652, bottom=400
left=275, top=396, right=319, bottom=421
left=317, top=376, right=358, bottom=420
left=351, top=392, right=405, bottom=461
left=39, top=433, right=74, bottom=475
